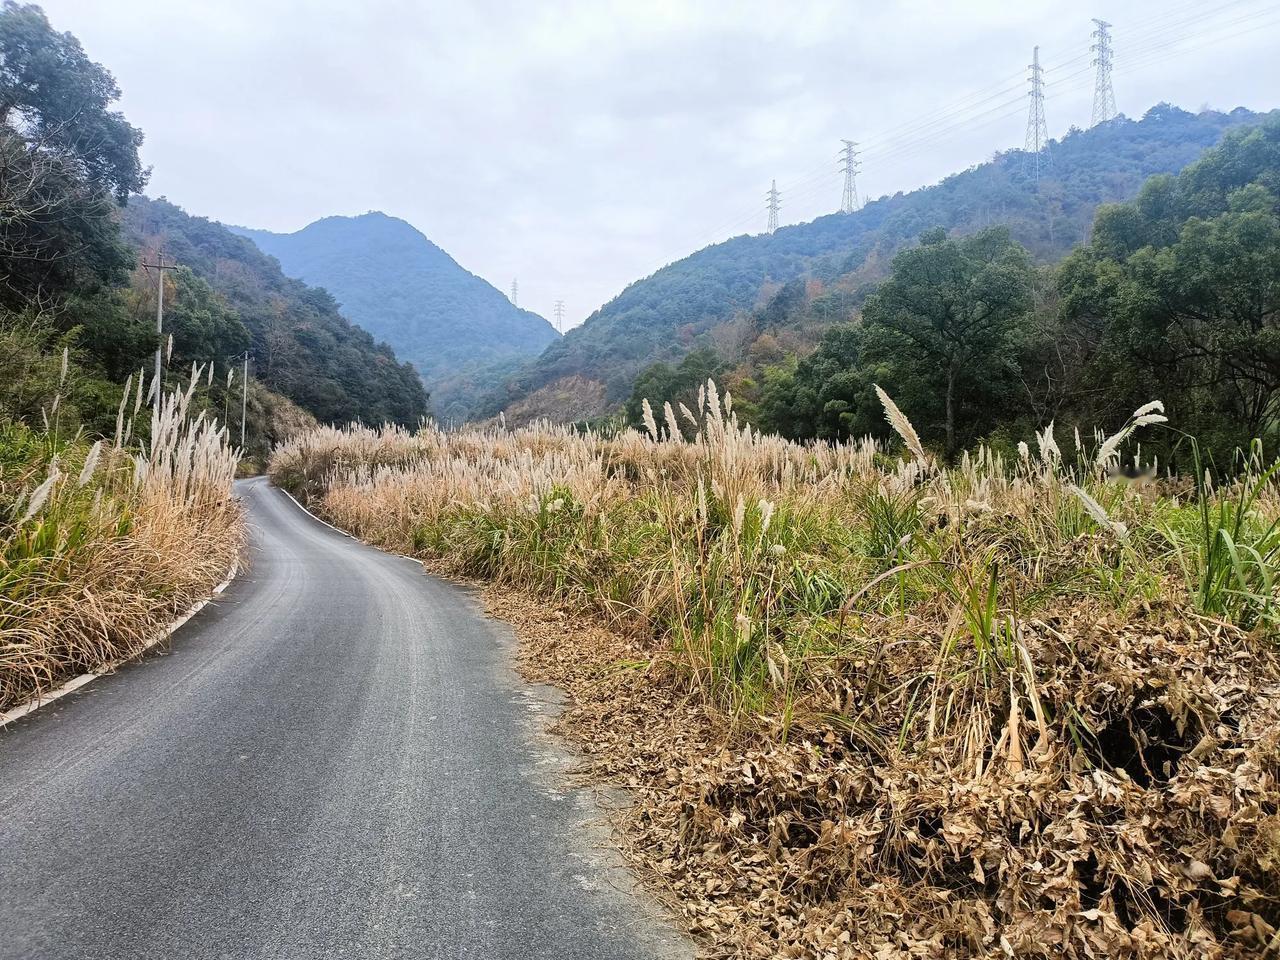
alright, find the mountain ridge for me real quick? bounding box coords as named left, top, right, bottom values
left=231, top=212, right=559, bottom=420
left=124, top=197, right=430, bottom=429
left=479, top=103, right=1272, bottom=424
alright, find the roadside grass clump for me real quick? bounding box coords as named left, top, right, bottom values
left=1, top=367, right=241, bottom=710
left=271, top=385, right=1280, bottom=958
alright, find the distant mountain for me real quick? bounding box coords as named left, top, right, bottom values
left=479, top=104, right=1272, bottom=423
left=125, top=197, right=429, bottom=428
left=231, top=213, right=559, bottom=420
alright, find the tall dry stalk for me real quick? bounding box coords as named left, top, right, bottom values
left=1, top=375, right=241, bottom=710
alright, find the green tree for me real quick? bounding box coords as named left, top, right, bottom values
left=0, top=2, right=146, bottom=199
left=756, top=325, right=867, bottom=440
left=861, top=227, right=1035, bottom=455
left=625, top=347, right=726, bottom=430
left=0, top=2, right=144, bottom=312
left=1058, top=117, right=1280, bottom=455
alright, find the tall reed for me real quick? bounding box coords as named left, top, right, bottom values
left=1, top=366, right=241, bottom=709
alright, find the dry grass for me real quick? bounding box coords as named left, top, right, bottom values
left=1, top=367, right=242, bottom=711
left=271, top=383, right=1280, bottom=958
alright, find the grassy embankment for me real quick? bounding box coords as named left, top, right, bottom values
left=1, top=365, right=241, bottom=711
left=271, top=384, right=1280, bottom=958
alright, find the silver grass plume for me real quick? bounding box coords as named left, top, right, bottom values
left=873, top=385, right=927, bottom=463
left=77, top=440, right=102, bottom=486
left=21, top=466, right=60, bottom=524
left=641, top=398, right=659, bottom=440
left=1068, top=484, right=1128, bottom=540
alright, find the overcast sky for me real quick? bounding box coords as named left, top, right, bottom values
left=41, top=0, right=1280, bottom=328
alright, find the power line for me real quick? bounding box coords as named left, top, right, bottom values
left=765, top=180, right=780, bottom=234
left=839, top=140, right=861, bottom=214
left=1091, top=19, right=1117, bottom=126
left=649, top=0, right=1275, bottom=274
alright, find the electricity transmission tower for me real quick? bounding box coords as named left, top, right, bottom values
left=1091, top=19, right=1117, bottom=126
left=510, top=278, right=518, bottom=307
left=765, top=180, right=780, bottom=234
left=839, top=140, right=861, bottom=214
left=1023, top=45, right=1050, bottom=181
left=553, top=299, right=565, bottom=333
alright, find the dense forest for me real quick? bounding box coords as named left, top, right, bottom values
left=482, top=104, right=1272, bottom=424
left=0, top=2, right=426, bottom=460
left=629, top=117, right=1280, bottom=466
left=125, top=199, right=428, bottom=430
left=234, top=213, right=558, bottom=422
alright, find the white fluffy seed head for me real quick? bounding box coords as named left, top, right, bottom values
left=873, top=385, right=927, bottom=464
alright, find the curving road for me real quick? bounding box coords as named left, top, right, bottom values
left=0, top=477, right=689, bottom=960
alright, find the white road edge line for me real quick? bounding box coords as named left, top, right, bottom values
left=279, top=485, right=424, bottom=567
left=0, top=556, right=241, bottom=729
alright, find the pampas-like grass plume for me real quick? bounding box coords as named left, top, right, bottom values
left=874, top=385, right=927, bottom=463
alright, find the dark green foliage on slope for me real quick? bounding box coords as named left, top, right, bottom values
left=0, top=1, right=145, bottom=433
left=484, top=104, right=1269, bottom=422
left=124, top=198, right=429, bottom=428
left=0, top=3, right=426, bottom=447
left=233, top=213, right=558, bottom=421
left=0, top=1, right=143, bottom=315
left=1053, top=116, right=1280, bottom=457
left=623, top=348, right=726, bottom=432
left=755, top=228, right=1040, bottom=454
left=757, top=117, right=1280, bottom=465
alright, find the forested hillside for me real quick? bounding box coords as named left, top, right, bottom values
left=0, top=3, right=426, bottom=457
left=720, top=115, right=1280, bottom=467
left=126, top=199, right=429, bottom=429
left=483, top=104, right=1270, bottom=423
left=234, top=213, right=558, bottom=421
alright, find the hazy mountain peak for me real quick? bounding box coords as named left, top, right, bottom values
left=232, top=215, right=558, bottom=419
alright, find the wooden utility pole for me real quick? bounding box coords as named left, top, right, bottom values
left=141, top=251, right=178, bottom=412
left=241, top=352, right=249, bottom=450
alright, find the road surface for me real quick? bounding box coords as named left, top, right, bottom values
left=0, top=477, right=689, bottom=960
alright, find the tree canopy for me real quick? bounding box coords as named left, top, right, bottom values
left=749, top=116, right=1280, bottom=466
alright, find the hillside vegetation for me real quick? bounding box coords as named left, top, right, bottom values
left=0, top=4, right=425, bottom=460
left=1, top=2, right=284, bottom=708
left=235, top=213, right=558, bottom=421
left=741, top=115, right=1280, bottom=466
left=483, top=104, right=1269, bottom=424
left=127, top=200, right=429, bottom=432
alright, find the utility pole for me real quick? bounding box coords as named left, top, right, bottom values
left=1091, top=19, right=1117, bottom=126
left=240, top=352, right=249, bottom=451
left=839, top=140, right=861, bottom=214
left=510, top=278, right=518, bottom=307
left=766, top=179, right=780, bottom=235
left=553, top=299, right=565, bottom=333
left=1024, top=45, right=1050, bottom=182
left=141, top=251, right=178, bottom=412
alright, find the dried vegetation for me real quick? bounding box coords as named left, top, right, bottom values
left=1, top=364, right=242, bottom=710
left=271, top=383, right=1280, bottom=958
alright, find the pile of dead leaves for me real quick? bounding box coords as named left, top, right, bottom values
left=487, top=586, right=1280, bottom=959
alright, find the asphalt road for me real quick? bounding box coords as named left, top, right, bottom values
left=0, top=477, right=689, bottom=960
